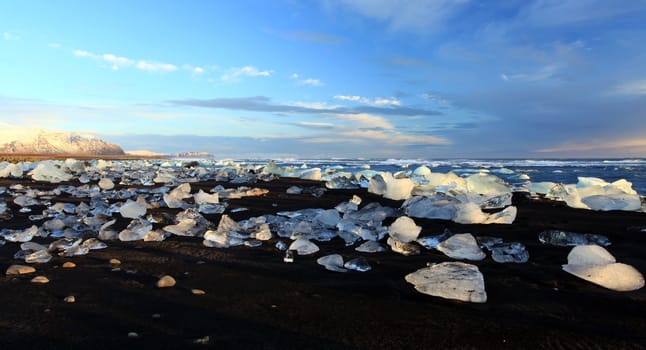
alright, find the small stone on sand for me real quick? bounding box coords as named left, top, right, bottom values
left=128, top=332, right=139, bottom=338
left=6, top=264, right=36, bottom=275
left=62, top=262, right=76, bottom=269
left=156, top=275, right=176, bottom=288
left=64, top=295, right=75, bottom=303
left=109, top=258, right=121, bottom=265
left=31, top=275, right=49, bottom=284
left=191, top=289, right=206, bottom=295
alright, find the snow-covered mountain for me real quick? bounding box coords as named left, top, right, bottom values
left=0, top=129, right=124, bottom=155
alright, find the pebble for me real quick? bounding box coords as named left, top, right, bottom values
left=31, top=275, right=50, bottom=284
left=109, top=258, right=121, bottom=265
left=6, top=264, right=36, bottom=275
left=128, top=332, right=139, bottom=338
left=64, top=295, right=75, bottom=303
left=193, top=336, right=210, bottom=345
left=62, top=261, right=77, bottom=269
left=156, top=275, right=176, bottom=288
left=191, top=289, right=206, bottom=295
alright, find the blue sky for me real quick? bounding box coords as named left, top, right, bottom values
left=1, top=0, right=646, bottom=158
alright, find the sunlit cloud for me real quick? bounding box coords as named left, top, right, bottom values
left=332, top=113, right=394, bottom=130
left=333, top=95, right=400, bottom=106
left=291, top=73, right=323, bottom=86
left=536, top=138, right=646, bottom=153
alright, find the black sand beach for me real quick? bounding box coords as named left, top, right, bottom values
left=1, top=177, right=645, bottom=349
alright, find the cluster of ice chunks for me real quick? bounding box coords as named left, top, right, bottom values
left=477, top=236, right=529, bottom=263
left=402, top=194, right=517, bottom=224
left=530, top=177, right=642, bottom=211
left=316, top=254, right=371, bottom=272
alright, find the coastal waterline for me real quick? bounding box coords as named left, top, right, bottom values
left=210, top=158, right=646, bottom=196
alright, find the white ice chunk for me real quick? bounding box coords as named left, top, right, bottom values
left=355, top=240, right=386, bottom=253
left=0, top=162, right=23, bottom=178
left=300, top=168, right=322, bottom=181
left=388, top=216, right=421, bottom=243
left=194, top=189, right=219, bottom=205
left=119, top=197, right=147, bottom=219
left=436, top=233, right=486, bottom=261
left=98, top=178, right=115, bottom=190
left=28, top=161, right=73, bottom=183
left=405, top=262, right=487, bottom=303
left=562, top=245, right=644, bottom=291
left=317, top=254, right=347, bottom=272
left=288, top=238, right=320, bottom=255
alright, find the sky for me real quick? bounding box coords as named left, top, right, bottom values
left=1, top=0, right=646, bottom=159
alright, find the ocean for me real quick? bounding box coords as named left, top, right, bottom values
left=229, top=158, right=646, bottom=196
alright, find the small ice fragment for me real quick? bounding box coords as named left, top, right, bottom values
left=156, top=275, right=176, bottom=288
left=31, top=275, right=50, bottom=284
left=276, top=241, right=288, bottom=251
left=355, top=241, right=386, bottom=253
left=283, top=250, right=294, bottom=263
left=317, top=254, right=347, bottom=272
left=288, top=238, right=319, bottom=255
left=6, top=264, right=36, bottom=275
left=344, top=257, right=371, bottom=272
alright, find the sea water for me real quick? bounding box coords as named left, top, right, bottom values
left=235, top=158, right=646, bottom=196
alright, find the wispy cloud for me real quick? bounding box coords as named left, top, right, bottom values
left=536, top=137, right=646, bottom=153
left=169, top=96, right=441, bottom=117
left=47, top=42, right=61, bottom=49
left=295, top=121, right=336, bottom=129
left=611, top=80, right=646, bottom=96
left=384, top=55, right=432, bottom=67
left=221, top=66, right=272, bottom=81
left=74, top=49, right=179, bottom=72
left=501, top=65, right=560, bottom=82
left=2, top=32, right=19, bottom=41
left=333, top=95, right=400, bottom=106
left=285, top=31, right=347, bottom=44
left=136, top=60, right=177, bottom=72
left=337, top=0, right=468, bottom=33
left=291, top=73, right=324, bottom=86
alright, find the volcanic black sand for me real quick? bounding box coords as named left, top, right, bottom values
left=0, top=177, right=645, bottom=349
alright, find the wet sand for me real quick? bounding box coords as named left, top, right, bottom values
left=1, top=177, right=645, bottom=349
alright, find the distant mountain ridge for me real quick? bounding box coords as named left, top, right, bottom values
left=0, top=129, right=124, bottom=155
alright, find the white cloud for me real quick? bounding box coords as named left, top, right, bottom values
left=612, top=80, right=646, bottom=96
left=221, top=66, right=272, bottom=81
left=136, top=60, right=177, bottom=72
left=2, top=32, right=19, bottom=41
left=333, top=95, right=400, bottom=106
left=337, top=0, right=468, bottom=33
left=193, top=66, right=205, bottom=74
left=302, top=78, right=323, bottom=86
left=297, top=121, right=336, bottom=128
left=334, top=95, right=361, bottom=101
left=73, top=49, right=180, bottom=73
left=501, top=65, right=559, bottom=82
left=332, top=113, right=394, bottom=130
left=290, top=73, right=300, bottom=79
left=74, top=50, right=94, bottom=58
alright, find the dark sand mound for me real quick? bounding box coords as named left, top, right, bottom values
left=1, top=178, right=645, bottom=349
